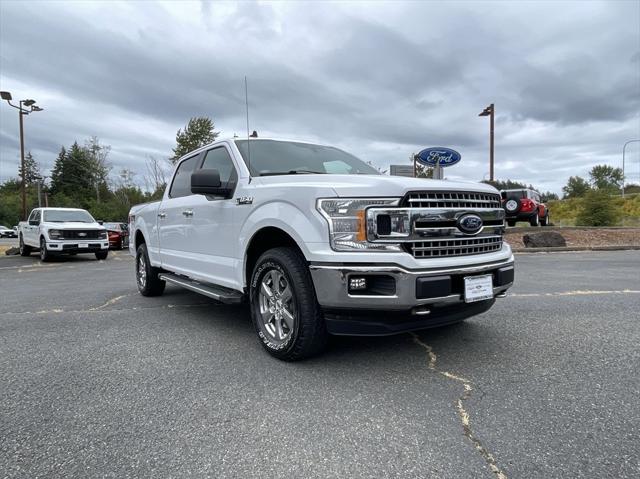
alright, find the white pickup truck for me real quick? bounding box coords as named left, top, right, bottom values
left=129, top=138, right=514, bottom=360
left=18, top=207, right=109, bottom=261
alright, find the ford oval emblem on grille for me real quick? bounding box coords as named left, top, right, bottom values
left=78, top=232, right=87, bottom=237
left=457, top=214, right=483, bottom=234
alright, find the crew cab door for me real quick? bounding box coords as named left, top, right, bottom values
left=24, top=209, right=40, bottom=246
left=157, top=154, right=202, bottom=274
left=185, top=144, right=239, bottom=288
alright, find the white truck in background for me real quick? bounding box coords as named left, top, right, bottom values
left=129, top=138, right=514, bottom=361
left=18, top=207, right=109, bottom=261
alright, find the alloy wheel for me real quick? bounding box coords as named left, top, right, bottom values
left=258, top=269, right=295, bottom=344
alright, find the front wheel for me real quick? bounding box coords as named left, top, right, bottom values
left=249, top=247, right=327, bottom=361
left=40, top=237, right=53, bottom=262
left=95, top=250, right=109, bottom=260
left=19, top=235, right=32, bottom=256
left=529, top=212, right=540, bottom=227
left=136, top=243, right=165, bottom=296
left=540, top=213, right=549, bottom=226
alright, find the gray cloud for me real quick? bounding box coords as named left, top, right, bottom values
left=1, top=0, right=639, bottom=192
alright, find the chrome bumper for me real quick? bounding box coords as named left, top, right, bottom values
left=309, top=257, right=514, bottom=310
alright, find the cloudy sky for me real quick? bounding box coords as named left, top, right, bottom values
left=1, top=0, right=639, bottom=193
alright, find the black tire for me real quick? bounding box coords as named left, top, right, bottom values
left=504, top=196, right=522, bottom=215
left=39, top=237, right=53, bottom=262
left=507, top=220, right=516, bottom=227
left=529, top=211, right=540, bottom=227
left=19, top=235, right=32, bottom=256
left=95, top=250, right=109, bottom=260
left=249, top=247, right=327, bottom=361
left=135, top=243, right=165, bottom=296
left=540, top=212, right=549, bottom=226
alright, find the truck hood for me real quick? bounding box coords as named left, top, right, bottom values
left=257, top=174, right=499, bottom=197
left=42, top=222, right=105, bottom=230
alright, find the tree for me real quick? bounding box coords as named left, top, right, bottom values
left=144, top=156, right=169, bottom=199
left=18, top=151, right=41, bottom=185
left=540, top=191, right=559, bottom=202
left=588, top=164, right=624, bottom=193
left=50, top=142, right=94, bottom=202
left=171, top=117, right=219, bottom=162
left=84, top=136, right=112, bottom=202
left=576, top=189, right=621, bottom=226
left=562, top=176, right=591, bottom=199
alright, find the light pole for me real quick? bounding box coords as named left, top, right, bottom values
left=478, top=103, right=495, bottom=181
left=0, top=91, right=44, bottom=220
left=622, top=139, right=640, bottom=198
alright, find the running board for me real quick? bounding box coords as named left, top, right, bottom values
left=158, top=273, right=244, bottom=304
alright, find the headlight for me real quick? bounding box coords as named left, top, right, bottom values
left=99, top=230, right=108, bottom=239
left=317, top=198, right=402, bottom=251
left=48, top=229, right=63, bottom=240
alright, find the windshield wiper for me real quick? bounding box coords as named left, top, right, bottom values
left=260, top=170, right=325, bottom=176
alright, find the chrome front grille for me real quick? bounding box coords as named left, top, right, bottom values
left=404, top=191, right=501, bottom=209
left=407, top=235, right=503, bottom=258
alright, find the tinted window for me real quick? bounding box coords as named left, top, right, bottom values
left=169, top=155, right=200, bottom=198
left=33, top=210, right=41, bottom=223
left=201, top=147, right=236, bottom=185
left=235, top=140, right=380, bottom=176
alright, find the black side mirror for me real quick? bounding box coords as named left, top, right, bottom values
left=97, top=220, right=104, bottom=225
left=191, top=169, right=226, bottom=196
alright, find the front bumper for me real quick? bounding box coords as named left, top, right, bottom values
left=45, top=240, right=109, bottom=253
left=310, top=256, right=514, bottom=335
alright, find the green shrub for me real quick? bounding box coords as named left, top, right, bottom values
left=575, top=190, right=621, bottom=226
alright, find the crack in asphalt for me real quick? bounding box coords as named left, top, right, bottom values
left=1, top=303, right=212, bottom=316
left=411, top=333, right=508, bottom=479
left=508, top=289, right=640, bottom=298
left=89, top=294, right=132, bottom=311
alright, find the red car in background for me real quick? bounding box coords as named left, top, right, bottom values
left=104, top=222, right=129, bottom=249
left=500, top=189, right=550, bottom=227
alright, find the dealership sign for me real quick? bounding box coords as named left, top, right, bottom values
left=416, top=147, right=461, bottom=167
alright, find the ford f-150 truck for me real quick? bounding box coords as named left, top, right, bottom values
left=129, top=138, right=514, bottom=360
left=18, top=207, right=109, bottom=261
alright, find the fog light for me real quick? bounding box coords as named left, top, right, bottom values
left=349, top=277, right=367, bottom=291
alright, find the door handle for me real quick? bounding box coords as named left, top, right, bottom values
left=182, top=209, right=194, bottom=217
left=158, top=212, right=166, bottom=219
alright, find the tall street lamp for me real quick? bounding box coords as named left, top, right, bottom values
left=0, top=91, right=45, bottom=220
left=478, top=103, right=495, bottom=182
left=622, top=139, right=640, bottom=198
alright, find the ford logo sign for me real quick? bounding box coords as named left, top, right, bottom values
left=416, top=147, right=461, bottom=167
left=457, top=214, right=483, bottom=234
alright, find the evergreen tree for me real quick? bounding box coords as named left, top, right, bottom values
left=171, top=117, right=219, bottom=162
left=49, top=142, right=94, bottom=202
left=18, top=151, right=41, bottom=185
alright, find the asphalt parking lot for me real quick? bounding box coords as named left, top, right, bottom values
left=1, top=250, right=639, bottom=478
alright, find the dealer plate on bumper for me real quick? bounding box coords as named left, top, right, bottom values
left=464, top=274, right=494, bottom=303
left=79, top=243, right=88, bottom=248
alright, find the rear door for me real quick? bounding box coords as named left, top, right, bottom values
left=185, top=144, right=239, bottom=288
left=157, top=154, right=202, bottom=274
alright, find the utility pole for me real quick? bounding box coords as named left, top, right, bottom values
left=479, top=103, right=495, bottom=181
left=622, top=139, right=640, bottom=198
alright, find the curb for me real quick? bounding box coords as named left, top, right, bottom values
left=513, top=245, right=640, bottom=253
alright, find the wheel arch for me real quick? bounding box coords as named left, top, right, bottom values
left=244, top=226, right=305, bottom=290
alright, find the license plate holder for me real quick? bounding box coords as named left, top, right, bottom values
left=79, top=243, right=89, bottom=249
left=464, top=274, right=494, bottom=303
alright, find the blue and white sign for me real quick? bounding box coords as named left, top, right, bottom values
left=416, top=147, right=461, bottom=167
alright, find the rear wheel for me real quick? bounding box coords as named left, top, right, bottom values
left=507, top=220, right=516, bottom=227
left=95, top=250, right=109, bottom=260
left=136, top=243, right=165, bottom=296
left=249, top=247, right=327, bottom=361
left=39, top=237, right=53, bottom=262
left=19, top=235, right=32, bottom=256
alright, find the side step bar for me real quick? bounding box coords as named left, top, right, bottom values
left=158, top=273, right=244, bottom=304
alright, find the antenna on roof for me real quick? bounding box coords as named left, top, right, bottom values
left=244, top=76, right=252, bottom=182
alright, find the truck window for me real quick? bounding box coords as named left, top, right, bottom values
left=33, top=210, right=41, bottom=223
left=169, top=155, right=200, bottom=198
left=201, top=147, right=237, bottom=186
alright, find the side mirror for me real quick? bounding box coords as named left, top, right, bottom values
left=191, top=169, right=225, bottom=196
left=97, top=220, right=104, bottom=225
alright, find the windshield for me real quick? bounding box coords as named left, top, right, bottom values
left=235, top=140, right=380, bottom=176
left=43, top=210, right=95, bottom=223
